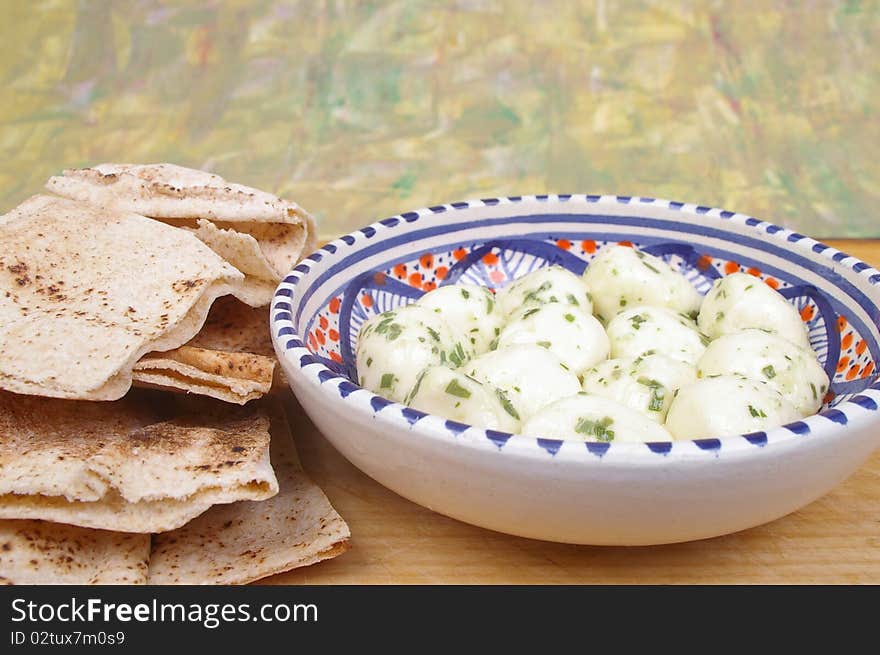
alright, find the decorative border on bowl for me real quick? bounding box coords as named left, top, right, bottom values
left=272, top=194, right=880, bottom=459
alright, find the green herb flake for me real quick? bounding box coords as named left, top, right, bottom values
left=748, top=404, right=767, bottom=418
left=762, top=364, right=777, bottom=379
left=566, top=293, right=580, bottom=306
left=426, top=326, right=441, bottom=342
left=810, top=382, right=817, bottom=400
left=521, top=307, right=541, bottom=320
left=461, top=288, right=470, bottom=300
left=715, top=311, right=725, bottom=322
left=445, top=379, right=472, bottom=399
left=495, top=388, right=521, bottom=420
left=380, top=373, right=396, bottom=389
left=619, top=297, right=628, bottom=308
left=448, top=342, right=467, bottom=368
left=366, top=357, right=373, bottom=367
left=699, top=333, right=711, bottom=346
left=386, top=323, right=403, bottom=341
left=536, top=340, right=552, bottom=349
left=630, top=314, right=647, bottom=330
left=637, top=377, right=666, bottom=412
left=405, top=370, right=428, bottom=404
left=574, top=416, right=615, bottom=442
left=522, top=281, right=552, bottom=304
left=564, top=313, right=576, bottom=323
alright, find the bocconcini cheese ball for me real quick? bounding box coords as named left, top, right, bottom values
left=582, top=245, right=702, bottom=322
left=582, top=354, right=697, bottom=423
left=521, top=393, right=674, bottom=443
left=417, top=283, right=502, bottom=355
left=406, top=366, right=520, bottom=433
left=665, top=375, right=801, bottom=440
left=605, top=305, right=708, bottom=365
left=463, top=345, right=582, bottom=422
left=356, top=304, right=461, bottom=403
left=496, top=303, right=609, bottom=375
left=695, top=329, right=829, bottom=415
left=697, top=272, right=810, bottom=349
left=496, top=265, right=593, bottom=317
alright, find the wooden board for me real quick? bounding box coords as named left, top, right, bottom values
left=265, top=239, right=880, bottom=584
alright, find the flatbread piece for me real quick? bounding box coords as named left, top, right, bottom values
left=0, top=392, right=278, bottom=533
left=148, top=400, right=349, bottom=584
left=0, top=195, right=244, bottom=401
left=0, top=519, right=150, bottom=585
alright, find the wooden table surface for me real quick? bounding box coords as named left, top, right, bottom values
left=267, top=240, right=880, bottom=585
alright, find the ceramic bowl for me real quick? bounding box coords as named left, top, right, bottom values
left=271, top=195, right=880, bottom=545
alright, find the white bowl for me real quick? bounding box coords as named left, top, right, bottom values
left=271, top=195, right=880, bottom=545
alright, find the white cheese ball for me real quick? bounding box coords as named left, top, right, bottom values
left=697, top=272, right=810, bottom=349
left=496, top=304, right=609, bottom=375
left=356, top=304, right=461, bottom=403
left=496, top=265, right=593, bottom=317
left=582, top=245, right=702, bottom=322
left=665, top=375, right=801, bottom=440
left=406, top=366, right=520, bottom=433
left=521, top=394, right=674, bottom=443
left=605, top=305, right=708, bottom=365
left=464, top=345, right=582, bottom=422
left=582, top=354, right=697, bottom=423
left=696, top=329, right=829, bottom=416
left=417, top=283, right=502, bottom=355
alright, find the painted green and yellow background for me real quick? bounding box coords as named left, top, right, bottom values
left=3, top=0, right=877, bottom=238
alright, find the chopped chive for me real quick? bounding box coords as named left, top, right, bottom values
left=445, top=379, right=472, bottom=399
left=810, top=382, right=817, bottom=400
left=495, top=388, right=521, bottom=420
left=405, top=369, right=428, bottom=404
left=762, top=364, right=776, bottom=379
left=642, top=261, right=661, bottom=274
left=486, top=295, right=494, bottom=314
left=426, top=326, right=441, bottom=342
left=574, top=416, right=615, bottom=441
left=448, top=342, right=467, bottom=367
left=699, top=333, right=710, bottom=346
left=521, top=307, right=541, bottom=320
left=567, top=293, right=580, bottom=306
left=380, top=373, right=395, bottom=389
left=536, top=340, right=552, bottom=349
left=637, top=377, right=666, bottom=412
left=748, top=404, right=767, bottom=418
left=630, top=314, right=647, bottom=330
left=564, top=313, right=576, bottom=323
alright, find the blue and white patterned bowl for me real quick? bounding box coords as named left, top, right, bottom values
left=271, top=195, right=880, bottom=545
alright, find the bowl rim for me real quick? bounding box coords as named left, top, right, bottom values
left=270, top=193, right=880, bottom=460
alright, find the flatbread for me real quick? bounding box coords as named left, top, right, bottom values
left=0, top=392, right=278, bottom=533
left=0, top=520, right=150, bottom=585
left=130, top=297, right=280, bottom=402
left=46, top=163, right=318, bottom=307
left=0, top=195, right=244, bottom=401
left=132, top=346, right=275, bottom=404
left=148, top=400, right=350, bottom=584
left=188, top=296, right=275, bottom=358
